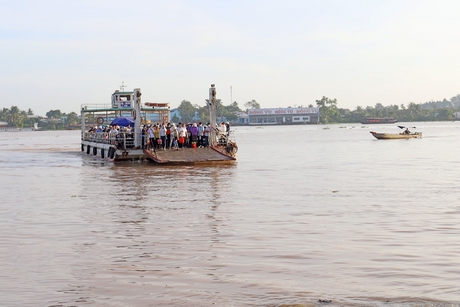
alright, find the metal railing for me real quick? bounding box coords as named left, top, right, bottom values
left=212, top=128, right=236, bottom=146
left=82, top=132, right=146, bottom=149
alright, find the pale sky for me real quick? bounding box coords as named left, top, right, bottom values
left=2, top=0, right=460, bottom=116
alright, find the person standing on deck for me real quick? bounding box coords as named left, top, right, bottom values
left=178, top=123, right=187, bottom=148
left=141, top=125, right=147, bottom=149
left=218, top=122, right=227, bottom=144
left=186, top=123, right=192, bottom=148
left=153, top=125, right=160, bottom=149
left=197, top=122, right=204, bottom=147
left=165, top=123, right=171, bottom=149
left=169, top=124, right=178, bottom=149
left=159, top=124, right=166, bottom=150
left=203, top=124, right=211, bottom=147
left=190, top=123, right=198, bottom=146
left=147, top=125, right=155, bottom=150
left=109, top=125, right=119, bottom=146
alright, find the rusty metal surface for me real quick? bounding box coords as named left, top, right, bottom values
left=144, top=147, right=236, bottom=163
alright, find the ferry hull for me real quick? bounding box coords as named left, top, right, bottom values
left=81, top=142, right=237, bottom=163
left=81, top=141, right=145, bottom=161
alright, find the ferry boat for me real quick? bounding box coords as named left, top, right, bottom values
left=80, top=85, right=237, bottom=163
left=361, top=117, right=397, bottom=124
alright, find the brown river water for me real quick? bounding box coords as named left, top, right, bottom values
left=1, top=122, right=460, bottom=307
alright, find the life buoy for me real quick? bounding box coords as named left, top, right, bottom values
left=96, top=117, right=104, bottom=125
left=132, top=110, right=136, bottom=120
left=101, top=148, right=105, bottom=159
left=87, top=145, right=90, bottom=154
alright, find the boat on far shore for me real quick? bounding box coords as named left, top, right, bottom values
left=0, top=123, right=39, bottom=132
left=361, top=117, right=397, bottom=124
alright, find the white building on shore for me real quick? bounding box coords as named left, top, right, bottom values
left=247, top=107, right=320, bottom=125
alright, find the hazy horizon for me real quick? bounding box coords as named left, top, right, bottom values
left=2, top=0, right=460, bottom=116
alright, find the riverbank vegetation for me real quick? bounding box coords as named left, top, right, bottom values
left=317, top=95, right=460, bottom=124
left=2, top=93, right=460, bottom=128
left=0, top=107, right=79, bottom=129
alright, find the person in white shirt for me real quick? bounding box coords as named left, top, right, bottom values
left=147, top=125, right=155, bottom=150
left=218, top=122, right=227, bottom=144
left=159, top=124, right=166, bottom=150
left=178, top=123, right=187, bottom=148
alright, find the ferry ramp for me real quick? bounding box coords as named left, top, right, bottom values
left=144, top=147, right=236, bottom=164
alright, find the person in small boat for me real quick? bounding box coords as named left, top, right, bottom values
left=404, top=128, right=411, bottom=134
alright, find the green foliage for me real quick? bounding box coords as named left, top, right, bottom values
left=46, top=109, right=62, bottom=119
left=65, top=112, right=79, bottom=126
left=316, top=96, right=341, bottom=124
left=178, top=99, right=243, bottom=123
left=0, top=106, right=31, bottom=128
left=171, top=114, right=180, bottom=123
left=342, top=100, right=457, bottom=123
left=244, top=99, right=260, bottom=110
left=177, top=100, right=196, bottom=123
left=0, top=106, right=80, bottom=129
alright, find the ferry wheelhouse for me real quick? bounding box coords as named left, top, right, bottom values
left=81, top=88, right=165, bottom=161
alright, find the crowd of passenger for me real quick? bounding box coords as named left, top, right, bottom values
left=143, top=121, right=230, bottom=151
left=86, top=121, right=230, bottom=150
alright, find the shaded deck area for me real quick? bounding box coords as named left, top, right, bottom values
left=143, top=147, right=236, bottom=164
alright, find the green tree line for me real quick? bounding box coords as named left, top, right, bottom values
left=316, top=94, right=460, bottom=124
left=0, top=106, right=79, bottom=129
left=171, top=99, right=259, bottom=123
left=4, top=93, right=460, bottom=128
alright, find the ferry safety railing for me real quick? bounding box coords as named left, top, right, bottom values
left=82, top=131, right=144, bottom=149
left=211, top=127, right=236, bottom=146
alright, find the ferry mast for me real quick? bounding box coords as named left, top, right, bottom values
left=208, top=84, right=217, bottom=146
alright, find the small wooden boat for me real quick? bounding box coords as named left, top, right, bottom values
left=370, top=131, right=422, bottom=139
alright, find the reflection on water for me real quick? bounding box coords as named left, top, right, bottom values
left=1, top=125, right=460, bottom=307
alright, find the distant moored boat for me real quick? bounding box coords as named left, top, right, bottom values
left=361, top=117, right=397, bottom=124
